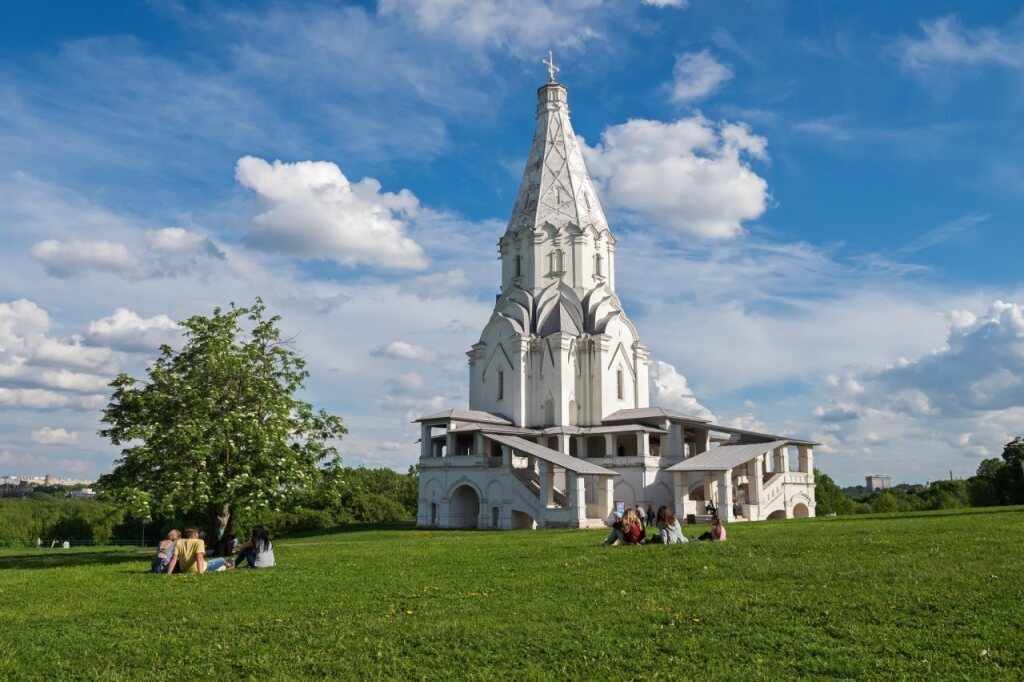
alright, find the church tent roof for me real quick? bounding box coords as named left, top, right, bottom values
left=666, top=440, right=790, bottom=472
left=484, top=434, right=619, bottom=476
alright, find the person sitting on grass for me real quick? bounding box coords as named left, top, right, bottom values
left=695, top=515, right=727, bottom=542
left=603, top=508, right=644, bottom=546
left=151, top=529, right=181, bottom=573
left=234, top=526, right=275, bottom=569
left=648, top=506, right=687, bottom=545
left=165, top=527, right=230, bottom=574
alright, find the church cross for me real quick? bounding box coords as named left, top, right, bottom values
left=543, top=50, right=560, bottom=82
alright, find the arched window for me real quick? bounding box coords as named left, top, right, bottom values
left=514, top=255, right=522, bottom=278
left=617, top=368, right=624, bottom=401
left=430, top=502, right=437, bottom=526
left=497, top=370, right=504, bottom=400
left=492, top=506, right=500, bottom=528
left=594, top=253, right=603, bottom=277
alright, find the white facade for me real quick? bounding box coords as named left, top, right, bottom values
left=417, top=73, right=815, bottom=530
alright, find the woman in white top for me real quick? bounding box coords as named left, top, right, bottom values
left=234, top=526, right=275, bottom=569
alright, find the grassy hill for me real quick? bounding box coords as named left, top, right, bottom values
left=1, top=507, right=1021, bottom=680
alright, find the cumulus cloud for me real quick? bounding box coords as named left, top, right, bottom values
left=236, top=156, right=428, bottom=271
left=649, top=360, right=715, bottom=421
left=85, top=308, right=180, bottom=353
left=581, top=116, right=769, bottom=239
left=31, top=239, right=146, bottom=279
left=865, top=300, right=1024, bottom=416
left=670, top=50, right=733, bottom=103
left=377, top=0, right=601, bottom=56
left=31, top=228, right=224, bottom=280
left=371, top=341, right=437, bottom=362
left=31, top=427, right=79, bottom=446
left=0, top=299, right=116, bottom=409
left=900, top=15, right=1024, bottom=72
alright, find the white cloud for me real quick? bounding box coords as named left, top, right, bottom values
left=236, top=156, right=428, bottom=271
left=0, top=388, right=106, bottom=411
left=900, top=15, right=1024, bottom=72
left=29, top=228, right=224, bottom=281
left=582, top=116, right=769, bottom=239
left=31, top=427, right=79, bottom=446
left=670, top=50, right=733, bottom=103
left=648, top=360, right=715, bottom=421
left=30, top=239, right=146, bottom=279
left=85, top=308, right=180, bottom=353
left=0, top=299, right=116, bottom=409
left=371, top=341, right=437, bottom=362
left=377, top=0, right=602, bottom=56
left=865, top=300, right=1024, bottom=416
left=643, top=0, right=688, bottom=7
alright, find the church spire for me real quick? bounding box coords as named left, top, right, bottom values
left=504, top=64, right=611, bottom=245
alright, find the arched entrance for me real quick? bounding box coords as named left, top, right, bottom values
left=449, top=485, right=480, bottom=528
left=793, top=502, right=809, bottom=518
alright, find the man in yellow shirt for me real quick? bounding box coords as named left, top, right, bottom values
left=166, top=527, right=232, bottom=574
left=166, top=527, right=206, bottom=574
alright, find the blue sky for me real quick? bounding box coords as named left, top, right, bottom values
left=1, top=0, right=1023, bottom=485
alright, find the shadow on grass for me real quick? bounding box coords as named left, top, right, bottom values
left=282, top=521, right=416, bottom=539
left=0, top=549, right=150, bottom=571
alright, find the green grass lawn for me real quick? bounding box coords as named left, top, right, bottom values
left=1, top=507, right=1022, bottom=680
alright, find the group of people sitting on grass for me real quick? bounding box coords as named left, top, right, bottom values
left=151, top=525, right=275, bottom=574
left=602, top=505, right=727, bottom=546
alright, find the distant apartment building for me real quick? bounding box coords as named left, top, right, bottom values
left=866, top=475, right=892, bottom=492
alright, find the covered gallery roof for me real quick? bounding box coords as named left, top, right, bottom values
left=415, top=409, right=512, bottom=425
left=603, top=407, right=711, bottom=424
left=484, top=434, right=619, bottom=476
left=666, top=440, right=791, bottom=472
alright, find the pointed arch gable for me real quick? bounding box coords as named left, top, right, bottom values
left=606, top=341, right=636, bottom=377
left=482, top=341, right=515, bottom=382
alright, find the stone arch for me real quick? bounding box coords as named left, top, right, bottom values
left=766, top=509, right=788, bottom=520
left=652, top=481, right=673, bottom=509
left=614, top=480, right=637, bottom=506
left=424, top=478, right=442, bottom=501
left=567, top=396, right=578, bottom=426
left=544, top=395, right=555, bottom=426
left=793, top=502, right=810, bottom=518
left=429, top=502, right=438, bottom=526
left=485, top=480, right=504, bottom=503
left=449, top=484, right=481, bottom=529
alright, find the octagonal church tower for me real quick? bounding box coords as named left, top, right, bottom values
left=468, top=77, right=650, bottom=428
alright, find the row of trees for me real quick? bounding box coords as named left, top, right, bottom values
left=0, top=466, right=419, bottom=545
left=815, top=437, right=1024, bottom=515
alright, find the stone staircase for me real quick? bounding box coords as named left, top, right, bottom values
left=511, top=467, right=570, bottom=508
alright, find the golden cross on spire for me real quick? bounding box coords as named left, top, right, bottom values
left=542, top=50, right=560, bottom=83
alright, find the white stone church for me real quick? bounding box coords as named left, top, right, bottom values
left=416, top=67, right=815, bottom=530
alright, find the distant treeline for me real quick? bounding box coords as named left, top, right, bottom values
left=0, top=466, right=418, bottom=545
left=816, top=437, right=1024, bottom=515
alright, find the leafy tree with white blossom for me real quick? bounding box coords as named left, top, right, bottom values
left=98, top=299, right=345, bottom=554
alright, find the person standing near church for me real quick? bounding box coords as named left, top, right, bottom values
left=635, top=504, right=646, bottom=532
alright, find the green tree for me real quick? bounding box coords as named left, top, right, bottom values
left=98, top=300, right=346, bottom=554
left=998, top=437, right=1024, bottom=504
left=814, top=469, right=854, bottom=515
